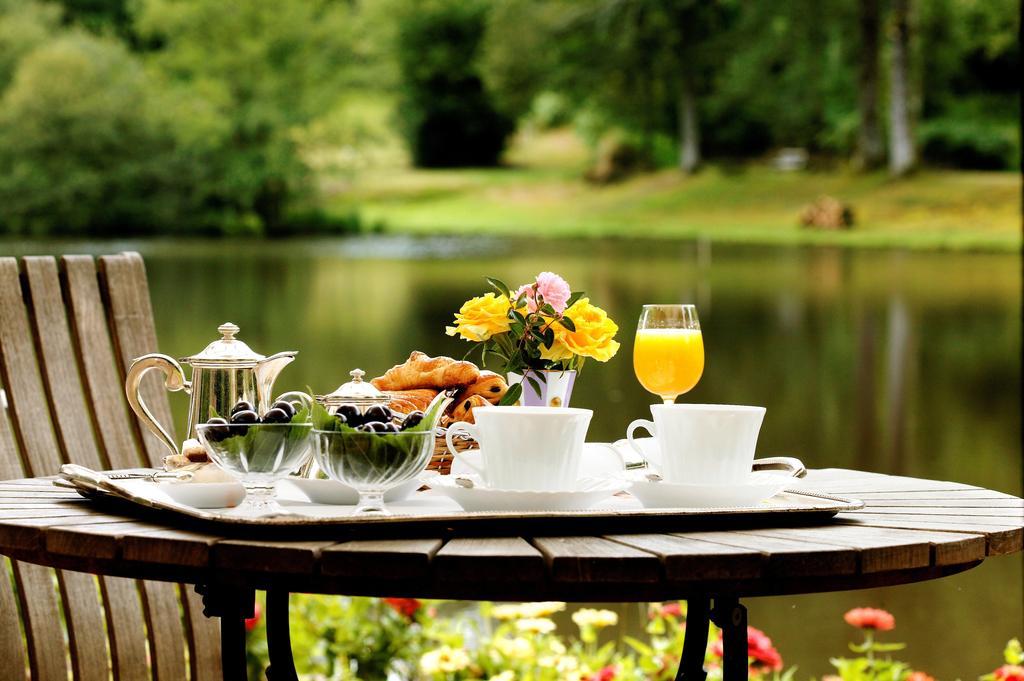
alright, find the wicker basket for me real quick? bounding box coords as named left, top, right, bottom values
left=429, top=429, right=477, bottom=475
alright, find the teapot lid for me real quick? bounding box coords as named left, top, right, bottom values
left=183, top=323, right=265, bottom=367
left=318, top=369, right=390, bottom=408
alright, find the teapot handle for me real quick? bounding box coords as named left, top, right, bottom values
left=125, top=354, right=190, bottom=456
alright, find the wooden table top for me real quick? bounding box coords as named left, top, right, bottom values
left=1, top=468, right=1020, bottom=602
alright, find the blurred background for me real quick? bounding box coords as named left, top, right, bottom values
left=0, top=0, right=1020, bottom=677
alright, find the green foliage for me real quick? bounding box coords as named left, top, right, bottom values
left=0, top=32, right=217, bottom=235
left=919, top=117, right=1019, bottom=170
left=393, top=0, right=512, bottom=168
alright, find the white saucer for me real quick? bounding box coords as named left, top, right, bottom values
left=282, top=473, right=435, bottom=506
left=628, top=472, right=791, bottom=509
left=429, top=475, right=627, bottom=512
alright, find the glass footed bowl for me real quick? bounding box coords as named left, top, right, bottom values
left=313, top=429, right=433, bottom=514
left=196, top=422, right=313, bottom=515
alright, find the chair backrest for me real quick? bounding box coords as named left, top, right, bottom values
left=0, top=252, right=221, bottom=681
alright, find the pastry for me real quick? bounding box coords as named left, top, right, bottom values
left=386, top=388, right=439, bottom=414
left=449, top=394, right=489, bottom=424
left=372, top=351, right=480, bottom=391
left=453, top=370, right=508, bottom=406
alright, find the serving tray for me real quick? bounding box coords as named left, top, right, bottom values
left=57, top=464, right=864, bottom=538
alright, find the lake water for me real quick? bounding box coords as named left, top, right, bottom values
left=3, top=236, right=1021, bottom=677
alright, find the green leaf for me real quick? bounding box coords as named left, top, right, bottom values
left=499, top=382, right=522, bottom=406
left=511, top=309, right=527, bottom=326
left=540, top=303, right=556, bottom=316
left=559, top=316, right=576, bottom=332
left=870, top=642, right=907, bottom=652
left=526, top=375, right=543, bottom=398
left=542, top=326, right=555, bottom=348
left=565, top=291, right=585, bottom=308
left=485, top=277, right=511, bottom=299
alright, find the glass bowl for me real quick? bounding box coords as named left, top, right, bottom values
left=196, top=422, right=313, bottom=514
left=313, top=429, right=434, bottom=514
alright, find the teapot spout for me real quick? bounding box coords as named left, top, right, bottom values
left=255, top=351, right=297, bottom=409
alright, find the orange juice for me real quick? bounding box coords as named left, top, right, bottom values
left=633, top=328, right=704, bottom=400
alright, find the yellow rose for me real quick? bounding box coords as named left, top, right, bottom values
left=551, top=298, right=620, bottom=362
left=446, top=292, right=512, bottom=341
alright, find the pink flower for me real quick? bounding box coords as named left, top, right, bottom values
left=844, top=607, right=895, bottom=631
left=245, top=601, right=261, bottom=633
left=708, top=627, right=783, bottom=672
left=907, top=672, right=935, bottom=681
left=585, top=665, right=616, bottom=681
left=516, top=272, right=571, bottom=313
left=657, top=602, right=683, bottom=619
left=994, top=665, right=1024, bottom=681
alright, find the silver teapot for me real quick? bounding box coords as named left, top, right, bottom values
left=126, top=322, right=309, bottom=456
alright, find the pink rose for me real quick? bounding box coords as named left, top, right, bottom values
left=516, top=272, right=571, bottom=314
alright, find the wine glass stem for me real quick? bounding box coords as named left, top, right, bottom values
left=242, top=483, right=279, bottom=513
left=355, top=490, right=387, bottom=515
left=662, top=396, right=677, bottom=405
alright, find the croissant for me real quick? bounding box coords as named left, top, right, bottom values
left=386, top=388, right=439, bottom=414
left=453, top=370, right=508, bottom=406
left=371, top=351, right=480, bottom=391
left=448, top=394, right=489, bottom=424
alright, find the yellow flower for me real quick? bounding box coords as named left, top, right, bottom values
left=571, top=608, right=619, bottom=629
left=518, top=601, right=566, bottom=618
left=545, top=298, right=620, bottom=362
left=515, top=617, right=556, bottom=634
left=446, top=292, right=512, bottom=342
left=420, top=646, right=471, bottom=675
left=540, top=654, right=580, bottom=673
left=493, top=636, right=534, bottom=659
left=491, top=603, right=523, bottom=620
left=488, top=672, right=516, bottom=681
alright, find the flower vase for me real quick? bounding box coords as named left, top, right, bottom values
left=507, top=370, right=577, bottom=407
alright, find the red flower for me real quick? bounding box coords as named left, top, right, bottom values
left=384, top=597, right=422, bottom=619
left=707, top=627, right=783, bottom=671
left=994, top=665, right=1024, bottom=681
left=585, top=665, right=616, bottom=681
left=658, top=603, right=683, bottom=619
left=843, top=607, right=895, bottom=631
left=245, top=601, right=262, bottom=633
left=906, top=672, right=935, bottom=681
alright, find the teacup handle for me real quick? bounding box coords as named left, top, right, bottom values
left=445, top=422, right=485, bottom=476
left=626, top=419, right=656, bottom=469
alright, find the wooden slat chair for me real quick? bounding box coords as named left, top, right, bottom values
left=0, top=252, right=222, bottom=680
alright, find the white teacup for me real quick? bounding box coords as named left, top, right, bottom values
left=445, top=406, right=593, bottom=490
left=626, top=404, right=766, bottom=484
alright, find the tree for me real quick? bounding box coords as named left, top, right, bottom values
left=855, top=0, right=884, bottom=169
left=393, top=0, right=512, bottom=167
left=887, top=0, right=916, bottom=176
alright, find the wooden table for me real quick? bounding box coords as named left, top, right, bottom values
left=1, top=468, right=1021, bottom=680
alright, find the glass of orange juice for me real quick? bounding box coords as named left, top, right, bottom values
left=633, top=304, right=704, bottom=404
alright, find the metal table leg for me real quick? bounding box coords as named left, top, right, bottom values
left=675, top=597, right=710, bottom=680
left=711, top=596, right=748, bottom=680
left=675, top=596, right=749, bottom=680
left=265, top=589, right=299, bottom=681
left=196, top=583, right=254, bottom=681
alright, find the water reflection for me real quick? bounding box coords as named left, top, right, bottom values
left=3, top=236, right=1020, bottom=676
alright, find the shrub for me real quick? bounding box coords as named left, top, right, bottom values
left=0, top=33, right=217, bottom=235
left=394, top=0, right=513, bottom=168
left=919, top=117, right=1019, bottom=170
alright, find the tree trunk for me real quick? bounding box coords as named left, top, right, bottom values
left=678, top=71, right=700, bottom=173
left=856, top=0, right=884, bottom=169
left=888, top=0, right=915, bottom=176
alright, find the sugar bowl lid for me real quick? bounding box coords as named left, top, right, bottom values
left=182, top=322, right=265, bottom=367
left=319, top=369, right=390, bottom=409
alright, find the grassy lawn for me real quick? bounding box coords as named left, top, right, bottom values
left=324, top=129, right=1022, bottom=251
